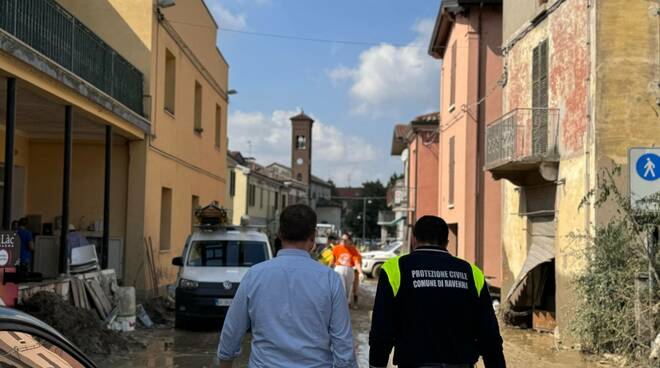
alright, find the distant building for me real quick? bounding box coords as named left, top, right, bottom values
left=227, top=152, right=250, bottom=226
left=378, top=177, right=407, bottom=243
left=334, top=187, right=363, bottom=234
left=390, top=112, right=440, bottom=252
left=266, top=163, right=332, bottom=209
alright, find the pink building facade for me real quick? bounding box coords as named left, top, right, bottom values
left=429, top=0, right=503, bottom=287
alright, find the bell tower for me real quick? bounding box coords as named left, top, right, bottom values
left=290, top=111, right=314, bottom=192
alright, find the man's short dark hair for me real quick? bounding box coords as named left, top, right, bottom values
left=413, top=216, right=449, bottom=247
left=18, top=217, right=27, bottom=227
left=278, top=204, right=317, bottom=242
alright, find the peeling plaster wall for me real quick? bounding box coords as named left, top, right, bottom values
left=501, top=0, right=591, bottom=338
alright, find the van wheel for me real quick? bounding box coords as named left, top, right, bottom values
left=372, top=263, right=383, bottom=279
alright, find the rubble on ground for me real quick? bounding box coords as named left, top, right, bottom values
left=19, top=291, right=141, bottom=356
left=141, top=296, right=175, bottom=326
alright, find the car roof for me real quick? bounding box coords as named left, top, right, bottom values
left=0, top=307, right=68, bottom=341
left=190, top=228, right=269, bottom=242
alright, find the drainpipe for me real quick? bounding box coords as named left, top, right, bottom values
left=474, top=4, right=485, bottom=269
left=414, top=135, right=419, bottom=223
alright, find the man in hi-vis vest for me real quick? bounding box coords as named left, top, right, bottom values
left=369, top=216, right=506, bottom=368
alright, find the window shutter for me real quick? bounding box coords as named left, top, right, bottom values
left=450, top=42, right=457, bottom=108
left=448, top=136, right=455, bottom=206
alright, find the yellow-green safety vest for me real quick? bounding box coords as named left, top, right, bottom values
left=381, top=256, right=486, bottom=297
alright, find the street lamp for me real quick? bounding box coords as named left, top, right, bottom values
left=362, top=199, right=372, bottom=245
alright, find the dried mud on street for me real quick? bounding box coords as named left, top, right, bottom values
left=96, top=280, right=617, bottom=368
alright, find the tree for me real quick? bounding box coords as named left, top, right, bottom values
left=387, top=173, right=403, bottom=188
left=327, top=179, right=339, bottom=197
left=342, top=180, right=388, bottom=242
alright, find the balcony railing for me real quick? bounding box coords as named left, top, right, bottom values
left=378, top=211, right=395, bottom=224
left=0, top=0, right=143, bottom=115
left=485, top=108, right=560, bottom=170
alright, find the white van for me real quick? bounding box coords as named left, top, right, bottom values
left=171, top=225, right=273, bottom=328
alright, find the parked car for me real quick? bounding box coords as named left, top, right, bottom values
left=0, top=307, right=97, bottom=367
left=361, top=241, right=403, bottom=278
left=172, top=224, right=273, bottom=328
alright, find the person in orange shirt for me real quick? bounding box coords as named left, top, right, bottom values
left=331, top=233, right=364, bottom=306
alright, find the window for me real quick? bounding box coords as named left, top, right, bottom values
left=160, top=188, right=172, bottom=251
left=194, top=81, right=203, bottom=133
left=248, top=184, right=256, bottom=206
left=282, top=194, right=287, bottom=208
left=164, top=49, right=176, bottom=114
left=296, top=136, right=306, bottom=150
left=532, top=39, right=549, bottom=155
left=259, top=188, right=264, bottom=208
left=448, top=136, right=455, bottom=207
left=191, top=195, right=199, bottom=232
left=449, top=41, right=457, bottom=109
left=187, top=240, right=269, bottom=267
left=229, top=170, right=236, bottom=197
left=297, top=173, right=303, bottom=181
left=215, top=104, right=222, bottom=148
left=274, top=192, right=279, bottom=209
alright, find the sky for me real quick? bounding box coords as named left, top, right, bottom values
left=205, top=0, right=441, bottom=187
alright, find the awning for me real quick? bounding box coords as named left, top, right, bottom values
left=506, top=217, right=555, bottom=305
left=377, top=216, right=407, bottom=227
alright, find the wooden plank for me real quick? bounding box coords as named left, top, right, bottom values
left=85, top=280, right=106, bottom=319
left=148, top=237, right=158, bottom=292
left=70, top=279, right=80, bottom=308
left=92, top=279, right=112, bottom=315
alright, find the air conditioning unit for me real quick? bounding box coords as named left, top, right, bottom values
left=157, top=0, right=176, bottom=8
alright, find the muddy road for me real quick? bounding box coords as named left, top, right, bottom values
left=96, top=280, right=614, bottom=368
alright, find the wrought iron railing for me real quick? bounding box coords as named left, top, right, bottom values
left=485, top=108, right=560, bottom=169
left=0, top=0, right=143, bottom=115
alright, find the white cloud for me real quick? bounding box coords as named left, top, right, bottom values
left=208, top=3, right=248, bottom=30
left=228, top=109, right=385, bottom=185
left=329, top=18, right=438, bottom=117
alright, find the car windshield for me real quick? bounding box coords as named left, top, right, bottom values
left=187, top=240, right=268, bottom=267
left=382, top=242, right=401, bottom=252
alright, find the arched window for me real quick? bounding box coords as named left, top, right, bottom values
left=297, top=173, right=303, bottom=181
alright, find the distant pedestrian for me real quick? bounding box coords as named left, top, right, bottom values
left=319, top=234, right=338, bottom=266
left=16, top=218, right=34, bottom=272
left=217, top=204, right=357, bottom=368
left=369, top=215, right=506, bottom=368
left=331, top=233, right=364, bottom=307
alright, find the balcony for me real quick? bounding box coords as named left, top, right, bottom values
left=485, top=108, right=560, bottom=185
left=0, top=0, right=143, bottom=115
left=375, top=211, right=399, bottom=227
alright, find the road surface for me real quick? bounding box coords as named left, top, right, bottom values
left=97, top=280, right=614, bottom=368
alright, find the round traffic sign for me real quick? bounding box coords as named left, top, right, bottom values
left=636, top=153, right=660, bottom=181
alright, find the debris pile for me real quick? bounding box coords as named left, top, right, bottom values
left=20, top=291, right=133, bottom=356
left=142, top=296, right=175, bottom=326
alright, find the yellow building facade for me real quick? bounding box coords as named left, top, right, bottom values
left=0, top=0, right=228, bottom=294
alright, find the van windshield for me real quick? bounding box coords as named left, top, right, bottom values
left=187, top=240, right=268, bottom=267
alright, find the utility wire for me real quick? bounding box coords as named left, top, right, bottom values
left=218, top=27, right=423, bottom=48
left=166, top=19, right=424, bottom=48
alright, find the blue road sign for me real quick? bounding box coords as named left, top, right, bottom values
left=630, top=148, right=660, bottom=211
left=636, top=153, right=660, bottom=181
